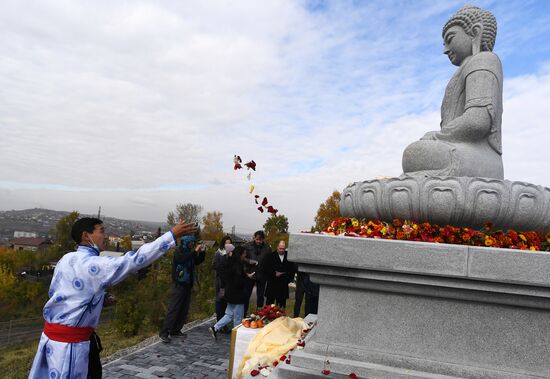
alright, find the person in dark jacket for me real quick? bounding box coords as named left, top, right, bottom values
left=210, top=245, right=251, bottom=339
left=213, top=235, right=233, bottom=321
left=265, top=240, right=295, bottom=308
left=303, top=273, right=320, bottom=316
left=293, top=268, right=306, bottom=317
left=243, top=230, right=272, bottom=312
left=160, top=235, right=206, bottom=343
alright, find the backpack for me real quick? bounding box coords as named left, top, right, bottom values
left=175, top=262, right=192, bottom=284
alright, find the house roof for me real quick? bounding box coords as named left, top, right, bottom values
left=12, top=237, right=51, bottom=247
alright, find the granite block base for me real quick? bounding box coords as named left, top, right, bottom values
left=280, top=234, right=550, bottom=379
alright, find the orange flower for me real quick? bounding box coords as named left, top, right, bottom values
left=484, top=236, right=496, bottom=247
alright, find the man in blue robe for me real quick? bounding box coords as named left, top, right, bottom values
left=28, top=217, right=197, bottom=379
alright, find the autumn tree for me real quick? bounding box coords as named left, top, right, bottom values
left=314, top=190, right=341, bottom=231
left=120, top=235, right=132, bottom=252
left=167, top=203, right=203, bottom=227
left=201, top=211, right=224, bottom=242
left=263, top=214, right=289, bottom=250
left=49, top=211, right=80, bottom=257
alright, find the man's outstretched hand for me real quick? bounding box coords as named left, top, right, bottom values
left=171, top=221, right=198, bottom=239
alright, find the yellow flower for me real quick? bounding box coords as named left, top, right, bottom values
left=352, top=219, right=359, bottom=227
left=381, top=227, right=387, bottom=235
left=530, top=246, right=536, bottom=251
left=484, top=236, right=495, bottom=246
left=519, top=234, right=527, bottom=242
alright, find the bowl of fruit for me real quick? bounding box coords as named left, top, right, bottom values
left=241, top=304, right=286, bottom=328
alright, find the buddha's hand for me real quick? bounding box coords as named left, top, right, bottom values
left=420, top=131, right=438, bottom=141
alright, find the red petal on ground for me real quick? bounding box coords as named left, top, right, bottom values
left=348, top=373, right=359, bottom=379
left=322, top=369, right=331, bottom=375
left=250, top=369, right=260, bottom=376
left=279, top=355, right=287, bottom=361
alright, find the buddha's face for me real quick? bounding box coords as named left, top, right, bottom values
left=443, top=25, right=472, bottom=66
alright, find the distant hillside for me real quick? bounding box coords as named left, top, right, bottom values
left=0, top=208, right=167, bottom=242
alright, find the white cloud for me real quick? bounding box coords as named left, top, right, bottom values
left=0, top=1, right=549, bottom=233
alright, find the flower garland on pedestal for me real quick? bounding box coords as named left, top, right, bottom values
left=319, top=218, right=550, bottom=252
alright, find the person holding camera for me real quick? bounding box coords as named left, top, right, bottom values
left=159, top=234, right=206, bottom=343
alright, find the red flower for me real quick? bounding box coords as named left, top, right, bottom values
left=272, top=361, right=278, bottom=367
left=234, top=163, right=242, bottom=170
left=244, top=160, right=257, bottom=171
left=250, top=369, right=260, bottom=376
left=279, top=355, right=287, bottom=361
left=262, top=197, right=268, bottom=206
left=257, top=207, right=264, bottom=213
left=267, top=206, right=278, bottom=215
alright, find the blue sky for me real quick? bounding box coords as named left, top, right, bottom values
left=0, top=0, right=549, bottom=232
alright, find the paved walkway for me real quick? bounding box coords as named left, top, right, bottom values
left=103, top=318, right=231, bottom=379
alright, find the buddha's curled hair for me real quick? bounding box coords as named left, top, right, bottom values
left=443, top=5, right=497, bottom=52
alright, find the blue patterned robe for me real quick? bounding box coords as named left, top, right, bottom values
left=28, top=231, right=176, bottom=379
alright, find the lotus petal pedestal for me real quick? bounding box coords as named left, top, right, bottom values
left=340, top=176, right=550, bottom=231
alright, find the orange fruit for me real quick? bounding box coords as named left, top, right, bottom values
left=250, top=321, right=258, bottom=329
left=243, top=320, right=251, bottom=328
left=256, top=320, right=263, bottom=328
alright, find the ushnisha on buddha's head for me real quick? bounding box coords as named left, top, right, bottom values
left=442, top=5, right=497, bottom=66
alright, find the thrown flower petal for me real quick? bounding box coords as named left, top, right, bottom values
left=245, top=160, right=257, bottom=171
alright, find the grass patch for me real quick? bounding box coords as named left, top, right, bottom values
left=0, top=340, right=39, bottom=379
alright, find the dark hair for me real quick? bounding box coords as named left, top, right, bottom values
left=254, top=230, right=265, bottom=239
left=228, top=245, right=246, bottom=266
left=219, top=235, right=232, bottom=247
left=71, top=217, right=103, bottom=244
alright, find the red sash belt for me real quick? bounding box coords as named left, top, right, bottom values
left=43, top=322, right=94, bottom=343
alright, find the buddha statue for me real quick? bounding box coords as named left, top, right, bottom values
left=402, top=5, right=503, bottom=179
left=341, top=5, right=550, bottom=231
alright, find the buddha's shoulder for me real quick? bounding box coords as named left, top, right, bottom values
left=464, top=52, right=502, bottom=76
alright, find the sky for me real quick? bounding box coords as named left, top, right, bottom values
left=1, top=0, right=549, bottom=234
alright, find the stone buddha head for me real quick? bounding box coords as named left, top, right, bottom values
left=442, top=5, right=497, bottom=66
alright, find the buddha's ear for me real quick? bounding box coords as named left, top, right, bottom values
left=471, top=23, right=483, bottom=55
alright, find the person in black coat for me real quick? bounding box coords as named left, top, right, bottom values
left=213, top=235, right=233, bottom=321
left=303, top=273, right=320, bottom=316
left=160, top=235, right=206, bottom=343
left=243, top=230, right=272, bottom=311
left=265, top=240, right=295, bottom=309
left=210, top=245, right=251, bottom=339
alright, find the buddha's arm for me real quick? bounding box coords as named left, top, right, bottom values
left=436, top=69, right=498, bottom=143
